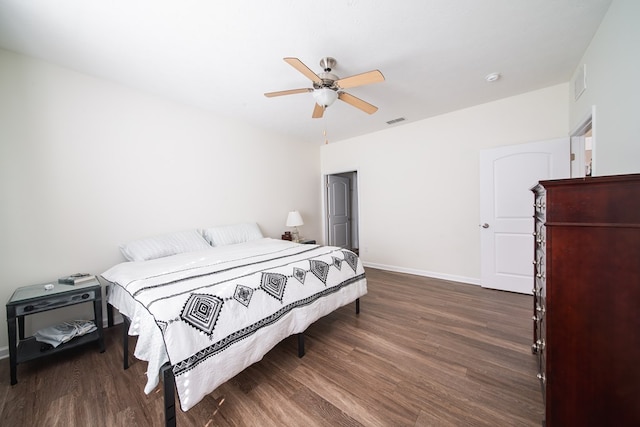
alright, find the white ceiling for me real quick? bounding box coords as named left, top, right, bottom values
left=0, top=0, right=612, bottom=144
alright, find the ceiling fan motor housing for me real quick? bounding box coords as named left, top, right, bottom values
left=315, top=71, right=339, bottom=90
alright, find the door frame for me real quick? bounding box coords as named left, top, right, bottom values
left=570, top=105, right=596, bottom=177
left=322, top=170, right=360, bottom=249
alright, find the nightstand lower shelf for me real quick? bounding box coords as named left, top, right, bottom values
left=16, top=331, right=102, bottom=364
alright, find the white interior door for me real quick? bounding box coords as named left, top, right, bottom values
left=480, top=138, right=570, bottom=293
left=327, top=175, right=351, bottom=248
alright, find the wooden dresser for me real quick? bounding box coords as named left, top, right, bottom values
left=531, top=173, right=640, bottom=426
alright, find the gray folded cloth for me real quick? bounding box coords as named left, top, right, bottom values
left=34, top=320, right=97, bottom=348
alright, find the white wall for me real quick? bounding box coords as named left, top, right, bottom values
left=0, top=49, right=321, bottom=349
left=570, top=0, right=640, bottom=176
left=322, top=84, right=569, bottom=284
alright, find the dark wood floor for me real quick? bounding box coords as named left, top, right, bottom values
left=0, top=268, right=543, bottom=426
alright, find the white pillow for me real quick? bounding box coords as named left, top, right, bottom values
left=201, top=223, right=263, bottom=247
left=120, top=230, right=212, bottom=262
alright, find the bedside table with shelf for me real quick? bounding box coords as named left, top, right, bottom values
left=6, top=279, right=105, bottom=385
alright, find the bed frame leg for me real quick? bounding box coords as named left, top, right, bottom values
left=355, top=298, right=360, bottom=315
left=107, top=302, right=114, bottom=328
left=297, top=333, right=305, bottom=358
left=161, top=363, right=177, bottom=427
left=123, top=315, right=130, bottom=370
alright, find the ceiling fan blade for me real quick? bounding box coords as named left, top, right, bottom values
left=312, top=103, right=325, bottom=119
left=338, top=92, right=378, bottom=114
left=284, top=57, right=322, bottom=85
left=335, top=70, right=385, bottom=89
left=264, top=88, right=312, bottom=98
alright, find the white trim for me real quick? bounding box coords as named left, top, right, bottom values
left=362, top=261, right=481, bottom=286
left=570, top=106, right=595, bottom=137
left=570, top=134, right=586, bottom=178
left=589, top=106, right=597, bottom=176
left=321, top=174, right=328, bottom=246
left=570, top=105, right=597, bottom=176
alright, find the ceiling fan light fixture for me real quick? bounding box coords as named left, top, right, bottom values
left=313, top=87, right=338, bottom=107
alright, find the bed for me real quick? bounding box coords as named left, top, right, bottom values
left=101, top=225, right=367, bottom=425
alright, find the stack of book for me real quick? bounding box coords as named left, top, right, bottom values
left=58, top=273, right=96, bottom=285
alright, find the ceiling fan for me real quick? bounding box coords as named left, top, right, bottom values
left=264, top=57, right=385, bottom=119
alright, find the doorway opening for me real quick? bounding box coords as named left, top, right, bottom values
left=570, top=107, right=595, bottom=177
left=325, top=171, right=359, bottom=253
left=585, top=128, right=593, bottom=176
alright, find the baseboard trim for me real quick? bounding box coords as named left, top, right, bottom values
left=362, top=262, right=481, bottom=286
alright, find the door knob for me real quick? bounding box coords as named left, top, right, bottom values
left=481, top=223, right=490, bottom=228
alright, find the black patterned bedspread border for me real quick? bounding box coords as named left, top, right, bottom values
left=173, top=272, right=365, bottom=375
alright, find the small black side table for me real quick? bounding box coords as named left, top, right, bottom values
left=6, top=279, right=105, bottom=385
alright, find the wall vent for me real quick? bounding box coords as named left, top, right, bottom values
left=574, top=64, right=586, bottom=101
left=386, top=117, right=406, bottom=125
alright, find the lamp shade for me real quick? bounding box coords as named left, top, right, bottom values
left=286, top=211, right=304, bottom=227
left=312, top=88, right=338, bottom=107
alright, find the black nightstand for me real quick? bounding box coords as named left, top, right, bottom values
left=6, top=279, right=105, bottom=385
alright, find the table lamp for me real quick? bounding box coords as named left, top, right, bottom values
left=286, top=211, right=304, bottom=243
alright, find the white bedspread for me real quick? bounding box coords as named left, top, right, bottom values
left=101, top=238, right=367, bottom=411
